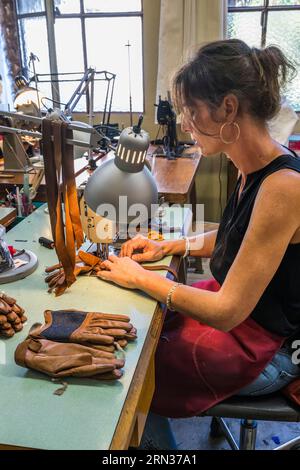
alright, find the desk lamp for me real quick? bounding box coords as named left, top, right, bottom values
left=81, top=116, right=158, bottom=256
left=14, top=75, right=45, bottom=116
left=0, top=76, right=46, bottom=171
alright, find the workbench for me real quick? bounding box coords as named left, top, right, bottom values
left=0, top=204, right=192, bottom=450
left=0, top=207, right=17, bottom=228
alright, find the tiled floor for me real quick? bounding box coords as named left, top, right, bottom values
left=168, top=258, right=300, bottom=450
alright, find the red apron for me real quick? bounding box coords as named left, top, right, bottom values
left=151, top=279, right=284, bottom=418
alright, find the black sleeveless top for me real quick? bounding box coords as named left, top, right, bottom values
left=210, top=153, right=300, bottom=338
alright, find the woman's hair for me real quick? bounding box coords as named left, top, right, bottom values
left=172, top=39, right=296, bottom=123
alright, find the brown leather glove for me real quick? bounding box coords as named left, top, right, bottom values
left=15, top=337, right=124, bottom=380
left=45, top=250, right=178, bottom=296
left=45, top=251, right=103, bottom=296
left=0, top=293, right=27, bottom=338
left=30, top=310, right=137, bottom=350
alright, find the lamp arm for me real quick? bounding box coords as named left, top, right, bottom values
left=64, top=68, right=96, bottom=115
left=0, top=125, right=41, bottom=139
left=0, top=124, right=100, bottom=149
left=0, top=111, right=111, bottom=148
left=28, top=167, right=44, bottom=200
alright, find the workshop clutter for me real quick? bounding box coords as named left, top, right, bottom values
left=0, top=225, right=13, bottom=272
left=15, top=309, right=137, bottom=380
left=2, top=186, right=34, bottom=217
left=0, top=292, right=27, bottom=338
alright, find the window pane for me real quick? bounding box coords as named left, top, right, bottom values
left=85, top=17, right=143, bottom=112
left=228, top=0, right=264, bottom=7
left=84, top=0, right=142, bottom=13
left=54, top=0, right=81, bottom=14
left=55, top=19, right=85, bottom=111
left=266, top=11, right=300, bottom=110
left=227, top=11, right=262, bottom=47
left=18, top=17, right=52, bottom=101
left=16, top=0, right=45, bottom=14
left=269, top=1, right=300, bottom=5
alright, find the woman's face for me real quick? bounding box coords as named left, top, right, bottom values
left=181, top=101, right=224, bottom=157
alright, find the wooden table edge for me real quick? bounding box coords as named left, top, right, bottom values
left=110, top=255, right=182, bottom=450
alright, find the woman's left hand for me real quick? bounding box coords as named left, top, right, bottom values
left=97, top=255, right=146, bottom=289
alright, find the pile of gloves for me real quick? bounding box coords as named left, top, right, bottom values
left=15, top=309, right=137, bottom=381
left=0, top=293, right=27, bottom=338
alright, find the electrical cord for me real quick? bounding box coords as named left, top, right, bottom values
left=41, top=96, right=67, bottom=110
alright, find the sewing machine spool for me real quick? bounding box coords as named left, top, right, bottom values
left=0, top=250, right=38, bottom=284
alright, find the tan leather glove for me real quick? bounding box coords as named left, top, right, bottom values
left=45, top=251, right=103, bottom=296
left=30, top=309, right=137, bottom=349
left=15, top=337, right=124, bottom=380
left=45, top=249, right=179, bottom=296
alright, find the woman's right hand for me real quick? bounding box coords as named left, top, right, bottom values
left=120, top=235, right=165, bottom=263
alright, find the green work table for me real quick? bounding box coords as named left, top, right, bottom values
left=0, top=205, right=192, bottom=450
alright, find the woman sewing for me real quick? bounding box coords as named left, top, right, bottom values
left=98, top=39, right=300, bottom=448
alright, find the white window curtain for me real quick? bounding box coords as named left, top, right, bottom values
left=156, top=0, right=227, bottom=101
left=0, top=29, right=13, bottom=107
left=156, top=1, right=228, bottom=223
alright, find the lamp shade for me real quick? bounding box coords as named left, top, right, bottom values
left=114, top=126, right=150, bottom=173
left=84, top=158, right=158, bottom=224
left=72, top=120, right=92, bottom=159
left=84, top=120, right=158, bottom=225
left=14, top=87, right=45, bottom=111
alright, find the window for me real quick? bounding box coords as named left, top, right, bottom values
left=228, top=0, right=300, bottom=110
left=15, top=0, right=143, bottom=112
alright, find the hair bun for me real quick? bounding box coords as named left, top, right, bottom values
left=172, top=39, right=296, bottom=123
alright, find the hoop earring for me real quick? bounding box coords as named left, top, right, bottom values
left=219, top=122, right=240, bottom=145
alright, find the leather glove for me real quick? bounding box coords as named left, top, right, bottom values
left=45, top=251, right=103, bottom=296
left=45, top=249, right=178, bottom=296
left=30, top=309, right=137, bottom=349
left=0, top=293, right=27, bottom=338
left=15, top=337, right=124, bottom=380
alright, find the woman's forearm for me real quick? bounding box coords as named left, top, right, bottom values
left=160, top=229, right=218, bottom=258
left=135, top=270, right=229, bottom=331
left=189, top=229, right=218, bottom=257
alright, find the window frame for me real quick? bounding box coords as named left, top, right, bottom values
left=15, top=0, right=144, bottom=113
left=228, top=1, right=300, bottom=111
left=228, top=1, right=300, bottom=47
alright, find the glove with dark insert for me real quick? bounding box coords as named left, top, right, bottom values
left=15, top=337, right=125, bottom=380
left=29, top=309, right=137, bottom=351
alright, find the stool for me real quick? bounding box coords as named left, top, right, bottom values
left=202, top=393, right=300, bottom=450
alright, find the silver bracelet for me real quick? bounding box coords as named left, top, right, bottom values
left=166, top=282, right=182, bottom=311
left=181, top=236, right=190, bottom=258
